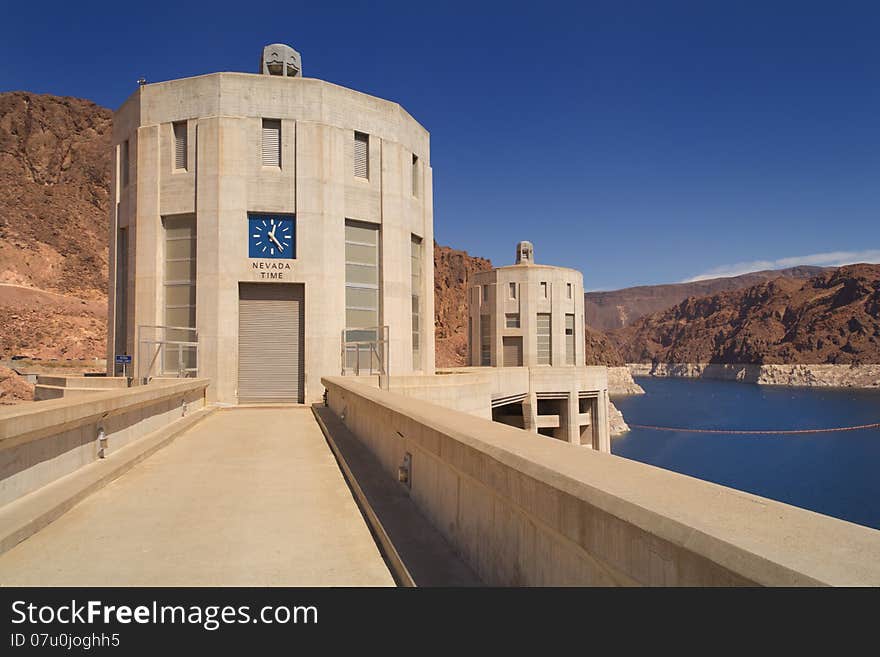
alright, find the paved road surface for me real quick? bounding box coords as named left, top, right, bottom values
left=0, top=408, right=394, bottom=586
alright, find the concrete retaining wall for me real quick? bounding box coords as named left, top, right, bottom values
left=322, top=376, right=880, bottom=586
left=388, top=373, right=492, bottom=419
left=0, top=379, right=209, bottom=506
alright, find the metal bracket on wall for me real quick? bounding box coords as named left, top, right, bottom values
left=398, top=452, right=412, bottom=489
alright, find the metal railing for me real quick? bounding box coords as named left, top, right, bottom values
left=341, top=325, right=389, bottom=378
left=137, top=324, right=199, bottom=383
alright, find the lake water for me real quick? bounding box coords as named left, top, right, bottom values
left=612, top=377, right=880, bottom=530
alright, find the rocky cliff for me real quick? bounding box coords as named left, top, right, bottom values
left=0, top=91, right=111, bottom=360
left=585, top=266, right=824, bottom=330
left=607, top=366, right=645, bottom=396
left=584, top=324, right=624, bottom=367
left=613, top=264, right=880, bottom=366
left=0, top=365, right=34, bottom=404
left=434, top=243, right=493, bottom=367
left=0, top=92, right=111, bottom=297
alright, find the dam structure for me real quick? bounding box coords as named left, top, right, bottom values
left=3, top=44, right=880, bottom=587
left=466, top=241, right=609, bottom=449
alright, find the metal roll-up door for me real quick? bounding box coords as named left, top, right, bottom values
left=238, top=283, right=304, bottom=403
left=502, top=336, right=522, bottom=367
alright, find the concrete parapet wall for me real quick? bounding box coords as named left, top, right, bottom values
left=322, top=376, right=880, bottom=586
left=387, top=373, right=492, bottom=419
left=36, top=376, right=129, bottom=389
left=0, top=379, right=209, bottom=506
left=438, top=365, right=609, bottom=399
left=34, top=376, right=132, bottom=402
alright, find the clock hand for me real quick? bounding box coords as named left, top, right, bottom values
left=267, top=223, right=282, bottom=248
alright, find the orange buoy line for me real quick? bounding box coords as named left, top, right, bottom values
left=627, top=422, right=880, bottom=435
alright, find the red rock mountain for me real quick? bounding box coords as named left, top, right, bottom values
left=434, top=243, right=493, bottom=367
left=611, top=264, right=880, bottom=364
left=584, top=324, right=625, bottom=367
left=585, top=266, right=825, bottom=330
left=0, top=91, right=110, bottom=361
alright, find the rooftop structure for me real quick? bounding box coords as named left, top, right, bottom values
left=260, top=43, right=302, bottom=77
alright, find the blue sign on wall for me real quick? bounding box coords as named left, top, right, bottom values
left=115, top=354, right=132, bottom=364
left=248, top=214, right=296, bottom=259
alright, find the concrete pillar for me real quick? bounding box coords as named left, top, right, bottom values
left=295, top=120, right=346, bottom=400
left=565, top=391, right=579, bottom=444
left=106, top=143, right=120, bottom=374
left=195, top=116, right=248, bottom=402
left=523, top=393, right=538, bottom=434
left=421, top=165, right=436, bottom=374
left=596, top=390, right=611, bottom=452
left=133, top=125, right=162, bottom=378
left=380, top=142, right=410, bottom=376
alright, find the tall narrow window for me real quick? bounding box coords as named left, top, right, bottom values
left=480, top=315, right=491, bottom=366
left=121, top=140, right=130, bottom=187
left=164, top=215, right=197, bottom=375
left=482, top=284, right=489, bottom=302
left=540, top=281, right=548, bottom=298
left=509, top=282, right=517, bottom=299
left=567, top=283, right=572, bottom=299
left=262, top=119, right=281, bottom=167
left=354, top=131, right=369, bottom=179
left=537, top=313, right=551, bottom=365
left=411, top=235, right=422, bottom=368
left=114, top=226, right=128, bottom=366
left=565, top=313, right=575, bottom=365
left=345, top=221, right=380, bottom=370
left=411, top=154, right=419, bottom=197
left=173, top=122, right=187, bottom=170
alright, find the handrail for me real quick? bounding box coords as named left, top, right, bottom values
left=137, top=324, right=199, bottom=334
left=341, top=325, right=389, bottom=380
left=137, top=325, right=200, bottom=383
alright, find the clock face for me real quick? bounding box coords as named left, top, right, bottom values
left=248, top=215, right=295, bottom=259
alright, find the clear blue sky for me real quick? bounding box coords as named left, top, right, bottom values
left=2, top=1, right=878, bottom=290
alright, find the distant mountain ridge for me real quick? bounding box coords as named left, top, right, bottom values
left=610, top=264, right=880, bottom=365
left=585, top=266, right=826, bottom=330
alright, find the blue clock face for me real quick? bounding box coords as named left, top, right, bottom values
left=248, top=214, right=295, bottom=259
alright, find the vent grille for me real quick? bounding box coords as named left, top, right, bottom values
left=354, top=132, right=369, bottom=178
left=173, top=122, right=187, bottom=170
left=262, top=119, right=281, bottom=167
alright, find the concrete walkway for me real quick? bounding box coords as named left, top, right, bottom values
left=0, top=408, right=394, bottom=586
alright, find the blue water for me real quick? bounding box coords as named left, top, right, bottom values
left=612, top=377, right=880, bottom=530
